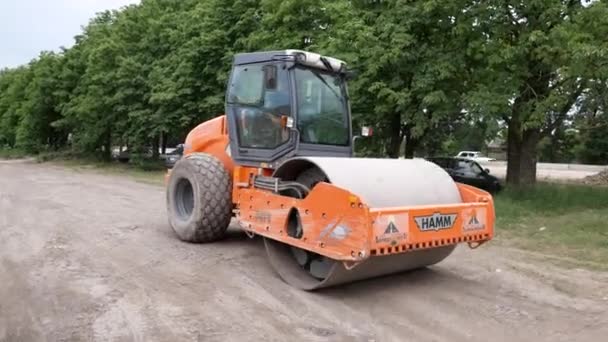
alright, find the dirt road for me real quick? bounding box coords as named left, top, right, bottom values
left=1, top=160, right=607, bottom=342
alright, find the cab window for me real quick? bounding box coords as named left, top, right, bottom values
left=294, top=67, right=349, bottom=146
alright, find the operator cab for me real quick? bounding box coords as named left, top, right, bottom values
left=225, top=50, right=353, bottom=167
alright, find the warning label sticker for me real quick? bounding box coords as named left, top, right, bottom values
left=462, top=208, right=486, bottom=231
left=375, top=214, right=408, bottom=246
left=385, top=221, right=399, bottom=234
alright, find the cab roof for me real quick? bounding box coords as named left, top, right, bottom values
left=233, top=50, right=347, bottom=73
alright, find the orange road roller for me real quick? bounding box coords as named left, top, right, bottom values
left=165, top=50, right=495, bottom=290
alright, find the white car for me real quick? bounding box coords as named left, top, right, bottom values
left=455, top=151, right=496, bottom=162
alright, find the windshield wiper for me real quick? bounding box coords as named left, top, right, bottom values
left=311, top=70, right=342, bottom=102
left=227, top=94, right=265, bottom=108
left=319, top=56, right=334, bottom=72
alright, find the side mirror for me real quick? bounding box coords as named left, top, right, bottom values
left=361, top=126, right=373, bottom=137
left=263, top=65, right=278, bottom=90
left=353, top=126, right=373, bottom=152
left=344, top=69, right=358, bottom=81
left=485, top=168, right=490, bottom=174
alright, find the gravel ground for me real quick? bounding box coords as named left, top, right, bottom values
left=1, top=159, right=607, bottom=342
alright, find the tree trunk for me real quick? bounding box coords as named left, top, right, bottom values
left=387, top=112, right=402, bottom=158
left=404, top=130, right=418, bottom=159
left=506, top=116, right=539, bottom=186
left=519, top=128, right=539, bottom=185
left=102, top=128, right=112, bottom=162
left=152, top=137, right=160, bottom=160
left=161, top=132, right=167, bottom=155
left=506, top=117, right=521, bottom=185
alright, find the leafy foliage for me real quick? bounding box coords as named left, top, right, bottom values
left=0, top=0, right=607, bottom=182
left=462, top=0, right=608, bottom=183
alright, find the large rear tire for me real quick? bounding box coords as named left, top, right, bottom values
left=166, top=153, right=232, bottom=243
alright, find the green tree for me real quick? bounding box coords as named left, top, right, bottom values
left=464, top=0, right=608, bottom=184
left=149, top=0, right=263, bottom=148
left=325, top=0, right=472, bottom=158
left=0, top=67, right=30, bottom=147
left=577, top=116, right=608, bottom=164
left=15, top=52, right=67, bottom=152
left=2, top=0, right=607, bottom=173
left=56, top=11, right=125, bottom=160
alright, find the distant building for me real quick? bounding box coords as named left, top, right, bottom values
left=486, top=137, right=506, bottom=161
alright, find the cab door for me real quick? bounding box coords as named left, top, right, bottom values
left=225, top=62, right=296, bottom=166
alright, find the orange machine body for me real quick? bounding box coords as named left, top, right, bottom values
left=178, top=115, right=495, bottom=263
left=234, top=179, right=494, bottom=263
left=183, top=115, right=234, bottom=173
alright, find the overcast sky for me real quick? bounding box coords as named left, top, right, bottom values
left=0, top=0, right=140, bottom=69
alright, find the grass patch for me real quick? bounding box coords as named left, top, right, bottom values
left=53, top=158, right=166, bottom=186
left=37, top=150, right=166, bottom=186
left=495, top=182, right=608, bottom=269
left=0, top=147, right=28, bottom=159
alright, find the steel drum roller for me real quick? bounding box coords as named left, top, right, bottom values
left=265, top=157, right=462, bottom=290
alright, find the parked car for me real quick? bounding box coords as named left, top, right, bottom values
left=112, top=147, right=155, bottom=163
left=426, top=157, right=502, bottom=194
left=112, top=146, right=182, bottom=164
left=164, top=144, right=184, bottom=169
left=455, top=151, right=496, bottom=162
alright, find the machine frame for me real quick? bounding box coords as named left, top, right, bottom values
left=168, top=50, right=495, bottom=289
